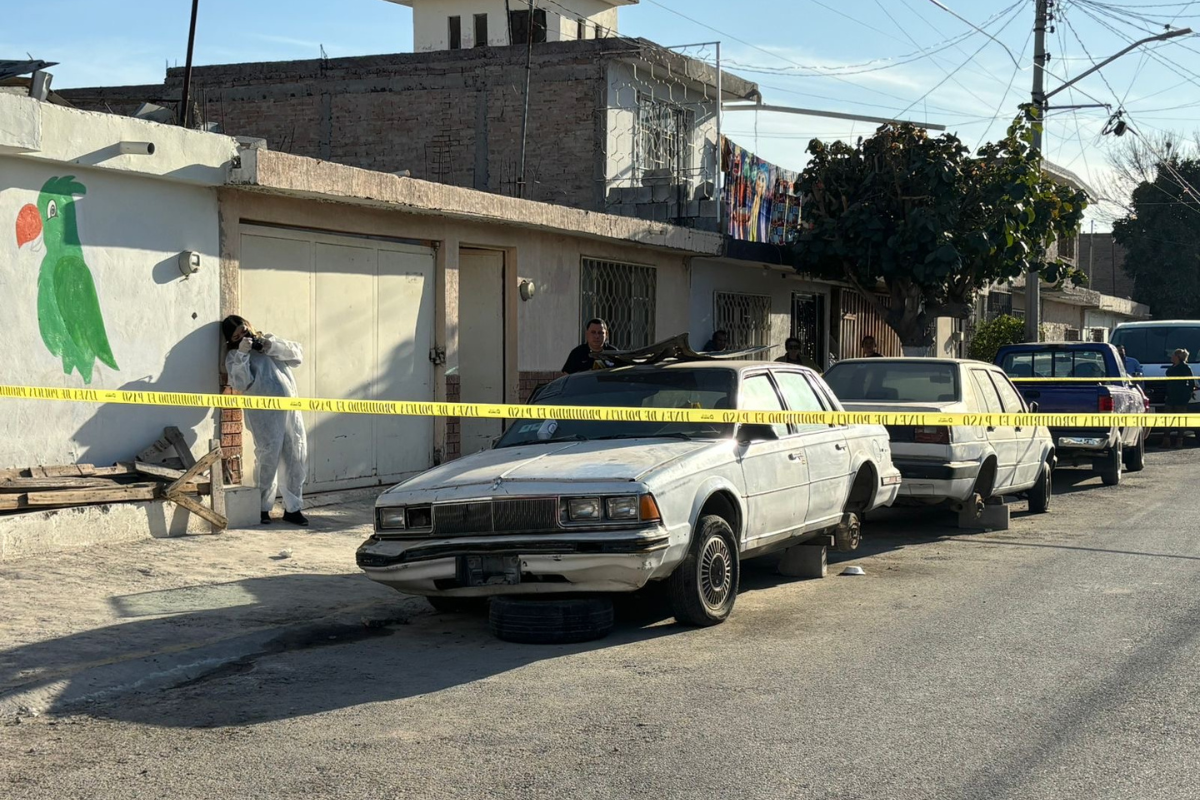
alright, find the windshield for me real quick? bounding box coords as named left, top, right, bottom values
left=998, top=348, right=1112, bottom=379
left=1111, top=325, right=1200, bottom=365
left=823, top=361, right=960, bottom=403
left=496, top=368, right=736, bottom=448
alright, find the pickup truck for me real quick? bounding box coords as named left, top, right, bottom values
left=995, top=342, right=1147, bottom=486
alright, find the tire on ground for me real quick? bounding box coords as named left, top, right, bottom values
left=488, top=596, right=614, bottom=644
left=1100, top=443, right=1123, bottom=486
left=1028, top=460, right=1052, bottom=514
left=1123, top=432, right=1146, bottom=472
left=668, top=514, right=740, bottom=627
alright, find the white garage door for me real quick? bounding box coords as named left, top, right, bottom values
left=239, top=225, right=435, bottom=493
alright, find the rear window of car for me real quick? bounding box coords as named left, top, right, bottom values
left=823, top=362, right=960, bottom=403
left=998, top=349, right=1110, bottom=379
left=1111, top=325, right=1200, bottom=365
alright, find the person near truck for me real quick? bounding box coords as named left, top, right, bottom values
left=1118, top=345, right=1142, bottom=378
left=1163, top=347, right=1195, bottom=449
left=776, top=337, right=821, bottom=372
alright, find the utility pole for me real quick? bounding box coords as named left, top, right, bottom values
left=1024, top=0, right=1050, bottom=344
left=1022, top=0, right=1189, bottom=342
left=179, top=0, right=200, bottom=128
left=517, top=0, right=535, bottom=199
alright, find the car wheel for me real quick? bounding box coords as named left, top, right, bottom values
left=426, top=596, right=488, bottom=615
left=1028, top=461, right=1052, bottom=514
left=1123, top=433, right=1146, bottom=472
left=834, top=512, right=862, bottom=553
left=668, top=514, right=740, bottom=627
left=1100, top=443, right=1123, bottom=486
left=488, top=596, right=614, bottom=644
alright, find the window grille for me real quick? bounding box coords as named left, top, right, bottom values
left=1090, top=328, right=1107, bottom=343
left=1058, top=233, right=1078, bottom=261
left=580, top=259, right=657, bottom=350
left=714, top=292, right=771, bottom=351
left=986, top=290, right=1013, bottom=321
left=635, top=94, right=690, bottom=179
left=1064, top=327, right=1082, bottom=342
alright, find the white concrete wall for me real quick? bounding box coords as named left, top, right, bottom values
left=689, top=259, right=831, bottom=362
left=606, top=61, right=719, bottom=191
left=409, top=0, right=621, bottom=50
left=0, top=156, right=220, bottom=469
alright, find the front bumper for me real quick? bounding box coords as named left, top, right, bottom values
left=356, top=529, right=672, bottom=597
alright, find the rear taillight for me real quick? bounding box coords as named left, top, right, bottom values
left=1098, top=394, right=1114, bottom=413
left=1144, top=395, right=1151, bottom=412
left=914, top=426, right=951, bottom=444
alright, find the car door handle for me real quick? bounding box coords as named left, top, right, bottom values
left=788, top=453, right=803, bottom=461
left=834, top=443, right=846, bottom=451
left=987, top=426, right=996, bottom=432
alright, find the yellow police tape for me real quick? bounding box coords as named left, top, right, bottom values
left=1011, top=376, right=1195, bottom=382
left=3, top=384, right=1198, bottom=429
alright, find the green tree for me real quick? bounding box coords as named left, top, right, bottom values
left=1112, top=155, right=1200, bottom=318
left=968, top=315, right=1026, bottom=363
left=792, top=112, right=1086, bottom=348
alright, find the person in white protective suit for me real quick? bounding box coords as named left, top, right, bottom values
left=222, top=315, right=309, bottom=526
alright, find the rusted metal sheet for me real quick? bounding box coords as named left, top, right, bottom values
left=835, top=289, right=903, bottom=360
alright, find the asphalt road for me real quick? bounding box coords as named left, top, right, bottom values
left=4, top=449, right=1200, bottom=800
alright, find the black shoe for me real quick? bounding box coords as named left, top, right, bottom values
left=282, top=510, right=309, bottom=527
left=260, top=512, right=272, bottom=525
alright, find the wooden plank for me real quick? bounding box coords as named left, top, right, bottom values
left=169, top=492, right=227, bottom=530
left=137, top=433, right=175, bottom=463
left=92, top=463, right=137, bottom=476
left=0, top=494, right=26, bottom=511
left=0, top=468, right=29, bottom=481
left=134, top=461, right=186, bottom=481
left=164, top=447, right=222, bottom=497
left=210, top=438, right=226, bottom=534
left=164, top=427, right=196, bottom=469
left=29, top=467, right=49, bottom=479
left=36, top=465, right=97, bottom=477
left=24, top=483, right=160, bottom=507
left=0, top=477, right=125, bottom=492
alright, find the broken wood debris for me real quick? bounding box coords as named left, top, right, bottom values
left=1, top=427, right=227, bottom=530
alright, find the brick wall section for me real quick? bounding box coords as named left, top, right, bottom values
left=218, top=384, right=244, bottom=485
left=1079, top=233, right=1135, bottom=299
left=445, top=375, right=461, bottom=462
left=520, top=371, right=563, bottom=403
left=64, top=43, right=613, bottom=211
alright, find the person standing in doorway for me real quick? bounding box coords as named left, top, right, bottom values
left=704, top=330, right=730, bottom=352
left=222, top=315, right=309, bottom=526
left=776, top=337, right=820, bottom=372
left=861, top=335, right=884, bottom=357
left=562, top=318, right=619, bottom=375
left=1163, top=347, right=1195, bottom=449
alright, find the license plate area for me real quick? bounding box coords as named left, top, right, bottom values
left=459, top=555, right=521, bottom=587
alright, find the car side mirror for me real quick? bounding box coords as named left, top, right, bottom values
left=1028, top=401, right=1039, bottom=413
left=737, top=423, right=779, bottom=444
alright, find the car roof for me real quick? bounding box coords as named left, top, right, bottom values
left=1114, top=320, right=1200, bottom=328
left=828, top=357, right=982, bottom=366
left=562, top=361, right=811, bottom=376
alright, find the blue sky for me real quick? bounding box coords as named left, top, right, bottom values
left=7, top=0, right=1200, bottom=226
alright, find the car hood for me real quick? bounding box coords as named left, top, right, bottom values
left=380, top=438, right=715, bottom=495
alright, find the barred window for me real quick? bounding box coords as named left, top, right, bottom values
left=635, top=94, right=690, bottom=178
left=1057, top=232, right=1078, bottom=261
left=714, top=292, right=771, bottom=351
left=580, top=258, right=657, bottom=350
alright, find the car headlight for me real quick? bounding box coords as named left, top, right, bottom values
left=605, top=496, right=639, bottom=520
left=376, top=507, right=406, bottom=531
left=566, top=497, right=601, bottom=521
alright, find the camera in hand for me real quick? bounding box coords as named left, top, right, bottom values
left=246, top=335, right=265, bottom=352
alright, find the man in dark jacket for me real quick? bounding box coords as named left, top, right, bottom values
left=1163, top=347, right=1195, bottom=448
left=562, top=318, right=618, bottom=375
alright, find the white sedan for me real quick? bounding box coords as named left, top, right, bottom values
left=822, top=358, right=1055, bottom=514
left=358, top=361, right=901, bottom=626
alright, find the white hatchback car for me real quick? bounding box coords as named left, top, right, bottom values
left=358, top=361, right=901, bottom=626
left=822, top=358, right=1055, bottom=514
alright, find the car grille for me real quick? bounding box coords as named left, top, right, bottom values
left=432, top=499, right=559, bottom=536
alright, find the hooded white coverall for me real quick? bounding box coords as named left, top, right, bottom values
left=225, top=334, right=308, bottom=514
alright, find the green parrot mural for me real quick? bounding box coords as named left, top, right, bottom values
left=15, top=176, right=118, bottom=385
